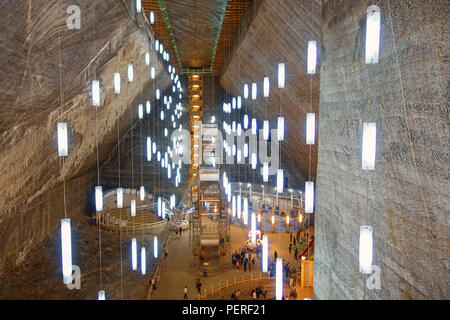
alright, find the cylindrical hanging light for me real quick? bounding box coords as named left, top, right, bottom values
left=244, top=143, right=249, bottom=158
left=276, top=258, right=283, bottom=300
left=277, top=169, right=284, bottom=193
left=278, top=117, right=285, bottom=141
left=251, top=83, right=257, bottom=100
left=141, top=246, right=146, bottom=275
left=131, top=237, right=137, bottom=270
left=244, top=84, right=249, bottom=99
left=147, top=137, right=152, bottom=161
left=162, top=201, right=166, bottom=219
left=149, top=11, right=155, bottom=24
left=145, top=52, right=150, bottom=66
left=262, top=235, right=268, bottom=272
left=251, top=212, right=256, bottom=244
left=252, top=118, right=257, bottom=135
left=251, top=153, right=257, bottom=169
left=131, top=199, right=136, bottom=216
left=305, top=181, right=314, bottom=213
left=57, top=122, right=68, bottom=157
left=98, top=290, right=106, bottom=300
left=263, top=162, right=269, bottom=182
left=362, top=122, right=377, bottom=170
left=306, top=113, right=315, bottom=145
left=263, top=77, right=270, bottom=97
left=307, top=41, right=317, bottom=75
left=95, top=186, right=103, bottom=212
left=92, top=80, right=100, bottom=106
left=117, top=188, right=123, bottom=208
left=154, top=236, right=158, bottom=258
left=237, top=96, right=242, bottom=109
left=140, top=186, right=145, bottom=201
left=61, top=218, right=72, bottom=284
left=151, top=66, right=156, bottom=79
left=136, top=0, right=142, bottom=13
left=365, top=5, right=381, bottom=64
left=278, top=63, right=285, bottom=88
left=138, top=104, right=143, bottom=119
left=232, top=195, right=236, bottom=217
left=127, top=64, right=134, bottom=82
left=156, top=89, right=160, bottom=100
left=114, top=72, right=121, bottom=94
left=237, top=194, right=242, bottom=219
left=359, top=225, right=373, bottom=274
left=263, top=120, right=269, bottom=140
left=243, top=198, right=248, bottom=225
left=157, top=197, right=162, bottom=217
left=146, top=101, right=151, bottom=114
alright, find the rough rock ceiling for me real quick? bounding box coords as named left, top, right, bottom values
left=143, top=0, right=253, bottom=75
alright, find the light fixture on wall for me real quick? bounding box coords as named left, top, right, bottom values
left=146, top=101, right=151, bottom=114
left=365, top=5, right=381, bottom=64
left=362, top=123, right=377, bottom=170
left=57, top=122, right=68, bottom=156
left=232, top=195, right=236, bottom=217
left=237, top=194, right=242, bottom=219
left=147, top=137, right=152, bottom=161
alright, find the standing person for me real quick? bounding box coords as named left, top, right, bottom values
left=175, top=228, right=178, bottom=237
left=274, top=250, right=278, bottom=260
left=294, top=247, right=298, bottom=260
left=183, top=286, right=188, bottom=300
left=289, top=243, right=292, bottom=254
left=179, top=227, right=182, bottom=237
left=252, top=289, right=257, bottom=300
left=243, top=259, right=247, bottom=272
left=164, top=244, right=168, bottom=258
left=290, top=232, right=292, bottom=242
left=262, top=288, right=267, bottom=299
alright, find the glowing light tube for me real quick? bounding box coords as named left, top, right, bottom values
left=136, top=0, right=141, bottom=13
left=359, top=225, right=373, bottom=274
left=278, top=116, right=285, bottom=141
left=95, top=186, right=103, bottom=212
left=262, top=235, right=268, bottom=272
left=61, top=218, right=72, bottom=284
left=157, top=197, right=162, bottom=217
left=278, top=63, right=285, bottom=88
left=277, top=169, right=284, bottom=193
left=365, top=5, right=381, bottom=64
left=307, top=41, right=317, bottom=75
left=140, top=186, right=145, bottom=201
left=276, top=258, right=283, bottom=300
left=263, top=77, right=270, bottom=97
left=57, top=122, right=68, bottom=157
left=131, top=199, right=136, bottom=217
left=117, top=188, right=123, bottom=209
left=263, top=162, right=269, bottom=182
left=244, top=143, right=248, bottom=158
left=251, top=212, right=256, bottom=244
left=92, top=80, right=100, bottom=106
left=251, top=153, right=257, bottom=169
left=162, top=201, right=166, bottom=219
left=252, top=83, right=257, bottom=100
left=149, top=11, right=155, bottom=24
left=232, top=195, right=236, bottom=217
left=147, top=137, right=152, bottom=161
left=146, top=101, right=151, bottom=114
left=244, top=84, right=249, bottom=99
left=263, top=120, right=269, bottom=140
left=138, top=104, right=143, bottom=119
left=237, top=195, right=241, bottom=219
left=306, top=113, right=315, bottom=145
left=252, top=118, right=257, bottom=135
left=114, top=72, right=121, bottom=94
left=154, top=236, right=158, bottom=258
left=362, top=122, right=377, bottom=170
left=156, top=89, right=160, bottom=100
left=141, top=246, right=146, bottom=275
left=243, top=198, right=248, bottom=225
left=132, top=238, right=137, bottom=270
left=237, top=96, right=242, bottom=109
left=244, top=115, right=249, bottom=129
left=128, top=64, right=134, bottom=82
left=145, top=52, right=150, bottom=66
left=151, top=66, right=156, bottom=79
left=305, top=181, right=314, bottom=213
left=98, top=290, right=105, bottom=300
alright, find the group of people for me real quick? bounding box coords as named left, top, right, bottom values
left=250, top=286, right=267, bottom=300
left=232, top=248, right=255, bottom=272
left=174, top=226, right=183, bottom=238
left=289, top=231, right=310, bottom=260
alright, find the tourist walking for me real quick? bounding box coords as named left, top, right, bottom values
left=183, top=286, right=188, bottom=300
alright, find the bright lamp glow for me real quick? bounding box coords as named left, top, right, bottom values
left=362, top=122, right=377, bottom=170
left=237, top=96, right=242, bottom=109
left=146, top=101, right=151, bottom=114
left=57, top=122, right=68, bottom=156
left=306, top=113, right=315, bottom=145
left=278, top=63, right=285, bottom=88
left=263, top=77, right=270, bottom=97
left=136, top=0, right=141, bottom=13
left=149, top=11, right=155, bottom=24
left=276, top=258, right=283, bottom=300
left=263, top=162, right=269, bottom=182
left=156, top=89, right=160, bottom=100
left=262, top=235, right=268, bottom=272
left=154, top=236, right=158, bottom=258
left=251, top=153, right=257, bottom=169
left=359, top=225, right=373, bottom=274
left=244, top=115, right=249, bottom=129
left=251, top=83, right=257, bottom=100
left=277, top=169, right=284, bottom=193
left=145, top=52, right=150, bottom=66
left=278, top=117, right=285, bottom=141
left=251, top=212, right=256, bottom=244
left=138, top=104, right=143, bottom=119
left=244, top=143, right=248, bottom=158
left=237, top=195, right=242, bottom=219
left=243, top=198, right=248, bottom=225
left=132, top=238, right=137, bottom=270
left=140, top=186, right=145, bottom=201
left=244, top=84, right=249, bottom=99
left=162, top=201, right=166, bottom=219
left=307, top=41, right=317, bottom=74
left=92, top=80, right=100, bottom=106
left=232, top=195, right=236, bottom=217
left=61, top=218, right=72, bottom=284
left=128, top=64, right=134, bottom=82
left=141, top=246, right=146, bottom=275
left=305, top=181, right=314, bottom=213
left=252, top=118, right=257, bottom=135
left=263, top=120, right=269, bottom=140
left=160, top=110, right=164, bottom=120
left=117, top=188, right=123, bottom=208
left=95, top=186, right=103, bottom=212
left=147, top=137, right=152, bottom=161
left=98, top=290, right=105, bottom=300
left=365, top=5, right=381, bottom=64
left=151, top=67, right=156, bottom=79
left=114, top=73, right=121, bottom=94
left=131, top=199, right=136, bottom=216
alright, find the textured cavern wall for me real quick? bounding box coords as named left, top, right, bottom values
left=221, top=0, right=322, bottom=185
left=314, top=0, right=449, bottom=299
left=0, top=0, right=170, bottom=276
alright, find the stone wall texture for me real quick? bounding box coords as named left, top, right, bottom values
left=314, top=0, right=449, bottom=299
left=0, top=0, right=170, bottom=276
